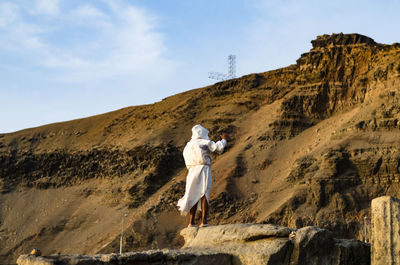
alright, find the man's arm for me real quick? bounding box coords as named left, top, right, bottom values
left=208, top=133, right=227, bottom=153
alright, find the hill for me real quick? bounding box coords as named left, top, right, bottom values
left=1, top=33, right=400, bottom=264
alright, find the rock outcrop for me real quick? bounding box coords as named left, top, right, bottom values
left=181, top=224, right=293, bottom=265
left=288, top=226, right=369, bottom=265
left=17, top=223, right=370, bottom=265
left=17, top=249, right=233, bottom=265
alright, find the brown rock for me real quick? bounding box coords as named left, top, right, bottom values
left=17, top=250, right=234, bottom=265
left=311, top=33, right=376, bottom=48
left=181, top=224, right=293, bottom=265
left=16, top=224, right=370, bottom=265
left=181, top=223, right=293, bottom=247
left=289, top=226, right=369, bottom=265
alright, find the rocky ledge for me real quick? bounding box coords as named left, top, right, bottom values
left=311, top=32, right=377, bottom=48
left=17, top=249, right=232, bottom=265
left=17, top=223, right=370, bottom=265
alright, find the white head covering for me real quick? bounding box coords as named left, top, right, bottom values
left=191, top=124, right=210, bottom=140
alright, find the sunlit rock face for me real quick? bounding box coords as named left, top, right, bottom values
left=2, top=33, right=400, bottom=264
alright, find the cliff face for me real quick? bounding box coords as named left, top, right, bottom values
left=1, top=33, right=400, bottom=263
left=263, top=33, right=400, bottom=235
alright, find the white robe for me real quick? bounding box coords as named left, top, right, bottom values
left=177, top=126, right=227, bottom=215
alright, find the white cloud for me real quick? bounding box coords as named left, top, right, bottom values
left=0, top=2, right=18, bottom=27
left=42, top=54, right=90, bottom=68
left=0, top=1, right=176, bottom=83
left=106, top=5, right=165, bottom=69
left=34, top=0, right=59, bottom=16
left=46, top=2, right=172, bottom=83
left=73, top=4, right=106, bottom=20
left=0, top=2, right=47, bottom=52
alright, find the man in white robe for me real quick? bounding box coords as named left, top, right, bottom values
left=177, top=124, right=227, bottom=227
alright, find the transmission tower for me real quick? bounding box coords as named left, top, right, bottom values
left=208, top=54, right=236, bottom=81
left=228, top=55, right=236, bottom=79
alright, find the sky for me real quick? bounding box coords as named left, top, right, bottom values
left=1, top=0, right=399, bottom=133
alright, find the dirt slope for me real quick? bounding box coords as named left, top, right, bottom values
left=1, top=33, right=400, bottom=264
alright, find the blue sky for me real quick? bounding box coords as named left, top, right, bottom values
left=1, top=0, right=399, bottom=133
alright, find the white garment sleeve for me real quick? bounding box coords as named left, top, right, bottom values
left=208, top=139, right=227, bottom=153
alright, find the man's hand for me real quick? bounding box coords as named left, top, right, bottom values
left=221, top=133, right=228, bottom=140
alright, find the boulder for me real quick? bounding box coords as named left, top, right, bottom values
left=289, top=226, right=334, bottom=265
left=181, top=223, right=293, bottom=265
left=181, top=223, right=293, bottom=247
left=289, top=226, right=370, bottom=265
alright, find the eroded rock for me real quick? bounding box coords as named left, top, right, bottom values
left=17, top=224, right=370, bottom=265
left=17, top=249, right=234, bottom=265
left=289, top=226, right=369, bottom=265
left=181, top=223, right=292, bottom=247
left=181, top=224, right=293, bottom=265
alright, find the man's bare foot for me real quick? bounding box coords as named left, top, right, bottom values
left=188, top=224, right=196, bottom=228
left=199, top=223, right=210, bottom=227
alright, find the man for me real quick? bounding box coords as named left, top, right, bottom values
left=177, top=124, right=227, bottom=227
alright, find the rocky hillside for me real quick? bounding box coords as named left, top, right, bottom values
left=1, top=33, right=400, bottom=264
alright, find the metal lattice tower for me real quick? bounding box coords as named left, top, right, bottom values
left=209, top=54, right=236, bottom=81
left=228, top=55, right=236, bottom=79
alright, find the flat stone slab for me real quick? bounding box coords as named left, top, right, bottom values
left=181, top=223, right=293, bottom=247
left=180, top=223, right=294, bottom=265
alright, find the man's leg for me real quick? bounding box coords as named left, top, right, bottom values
left=188, top=203, right=197, bottom=227
left=200, top=195, right=208, bottom=226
